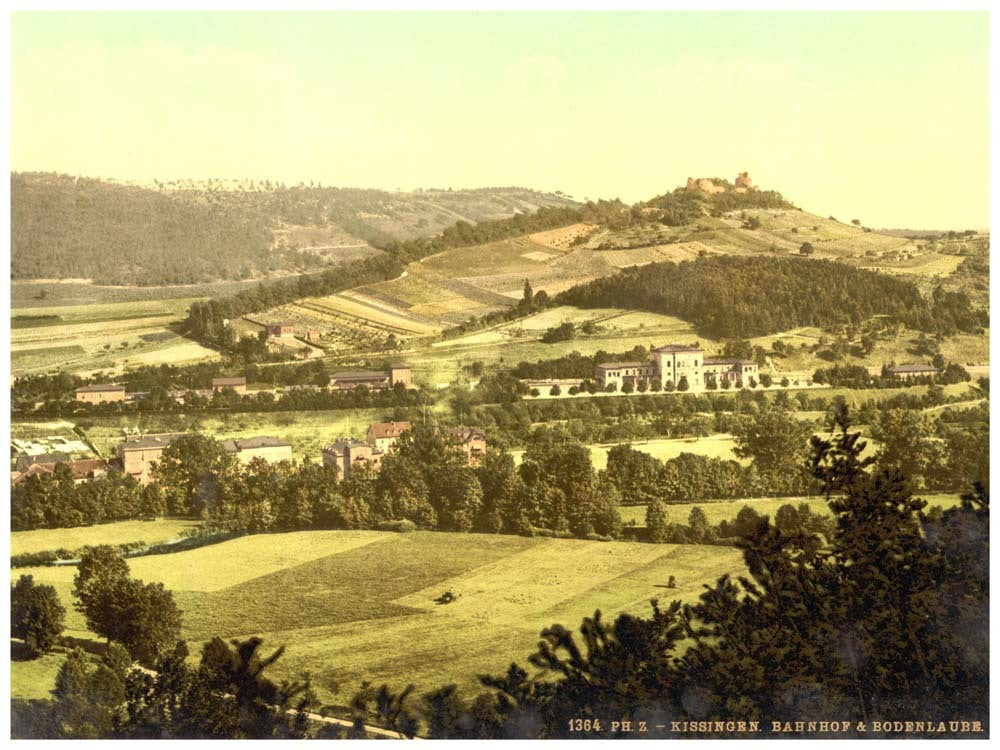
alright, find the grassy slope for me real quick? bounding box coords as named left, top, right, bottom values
left=14, top=530, right=743, bottom=705
left=11, top=518, right=201, bottom=556
left=617, top=493, right=965, bottom=527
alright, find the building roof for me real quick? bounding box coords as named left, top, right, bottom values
left=12, top=458, right=109, bottom=485
left=212, top=377, right=246, bottom=386
left=704, top=358, right=756, bottom=366
left=651, top=344, right=703, bottom=354
left=595, top=361, right=650, bottom=370
left=15, top=452, right=71, bottom=471
left=223, top=436, right=292, bottom=452
left=447, top=426, right=486, bottom=444
left=890, top=364, right=939, bottom=373
left=368, top=421, right=412, bottom=440
left=119, top=433, right=187, bottom=451
left=389, top=362, right=412, bottom=369
left=322, top=439, right=383, bottom=456
left=75, top=384, right=125, bottom=393
left=331, top=370, right=391, bottom=380
left=267, top=322, right=294, bottom=328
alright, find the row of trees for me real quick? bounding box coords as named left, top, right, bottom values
left=812, top=361, right=972, bottom=388
left=555, top=255, right=988, bottom=338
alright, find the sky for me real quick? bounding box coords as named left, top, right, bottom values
left=10, top=11, right=990, bottom=229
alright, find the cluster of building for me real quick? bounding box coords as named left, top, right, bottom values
left=595, top=343, right=759, bottom=392
left=322, top=421, right=486, bottom=479
left=74, top=364, right=414, bottom=405
left=14, top=418, right=486, bottom=488
left=11, top=452, right=110, bottom=486
left=262, top=322, right=323, bottom=359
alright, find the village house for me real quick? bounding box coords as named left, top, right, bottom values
left=328, top=362, right=413, bottom=391
left=221, top=436, right=293, bottom=464
left=266, top=322, right=295, bottom=338
left=11, top=457, right=109, bottom=486
left=212, top=376, right=247, bottom=395
left=367, top=421, right=412, bottom=453
left=117, top=432, right=186, bottom=485
left=702, top=358, right=759, bottom=386
left=75, top=384, right=126, bottom=403
left=445, top=426, right=487, bottom=465
left=321, top=439, right=384, bottom=480
left=889, top=363, right=939, bottom=380
left=595, top=344, right=759, bottom=392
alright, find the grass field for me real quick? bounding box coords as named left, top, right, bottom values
left=510, top=434, right=744, bottom=470
left=15, top=530, right=744, bottom=707
left=10, top=297, right=220, bottom=376
left=11, top=518, right=202, bottom=557
left=617, top=492, right=965, bottom=528
left=10, top=651, right=69, bottom=701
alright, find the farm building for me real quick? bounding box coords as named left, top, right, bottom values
left=305, top=330, right=322, bottom=342
left=328, top=362, right=413, bottom=391
left=222, top=436, right=292, bottom=465
left=266, top=322, right=295, bottom=338
left=11, top=457, right=109, bottom=486
left=595, top=344, right=758, bottom=392
left=322, top=439, right=384, bottom=480
left=212, top=376, right=248, bottom=394
left=75, top=384, right=126, bottom=403
left=445, top=426, right=487, bottom=465
left=118, top=432, right=187, bottom=485
left=367, top=421, right=412, bottom=453
left=889, top=363, right=940, bottom=380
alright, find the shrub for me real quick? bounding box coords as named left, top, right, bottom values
left=377, top=519, right=417, bottom=533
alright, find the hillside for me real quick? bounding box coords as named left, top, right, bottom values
left=10, top=173, right=577, bottom=285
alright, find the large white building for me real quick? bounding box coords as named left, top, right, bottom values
left=595, top=344, right=758, bottom=392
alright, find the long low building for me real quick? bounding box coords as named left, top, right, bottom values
left=329, top=363, right=413, bottom=391
left=222, top=436, right=293, bottom=464
left=12, top=457, right=109, bottom=486
left=75, top=384, right=126, bottom=403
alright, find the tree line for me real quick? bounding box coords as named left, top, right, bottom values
left=555, top=255, right=987, bottom=338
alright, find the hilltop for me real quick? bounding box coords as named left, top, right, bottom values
left=10, top=173, right=578, bottom=285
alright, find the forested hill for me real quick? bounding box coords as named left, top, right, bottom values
left=11, top=173, right=577, bottom=285
left=555, top=255, right=988, bottom=338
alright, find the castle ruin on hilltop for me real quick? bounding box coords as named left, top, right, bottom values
left=686, top=171, right=760, bottom=194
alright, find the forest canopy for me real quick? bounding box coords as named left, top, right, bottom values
left=555, top=255, right=986, bottom=338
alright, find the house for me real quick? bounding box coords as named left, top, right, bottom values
left=305, top=330, right=322, bottom=343
left=328, top=362, right=413, bottom=391
left=445, top=426, right=487, bottom=465
left=266, top=323, right=295, bottom=338
left=212, top=377, right=247, bottom=395
left=367, top=421, right=412, bottom=453
left=702, top=358, right=759, bottom=386
left=321, top=439, right=384, bottom=480
left=12, top=457, right=110, bottom=486
left=117, top=433, right=186, bottom=485
left=222, top=436, right=292, bottom=464
left=75, top=384, right=126, bottom=403
left=889, top=363, right=939, bottom=380
left=594, top=344, right=758, bottom=392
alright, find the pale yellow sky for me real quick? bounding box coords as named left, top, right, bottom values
left=11, top=12, right=990, bottom=229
